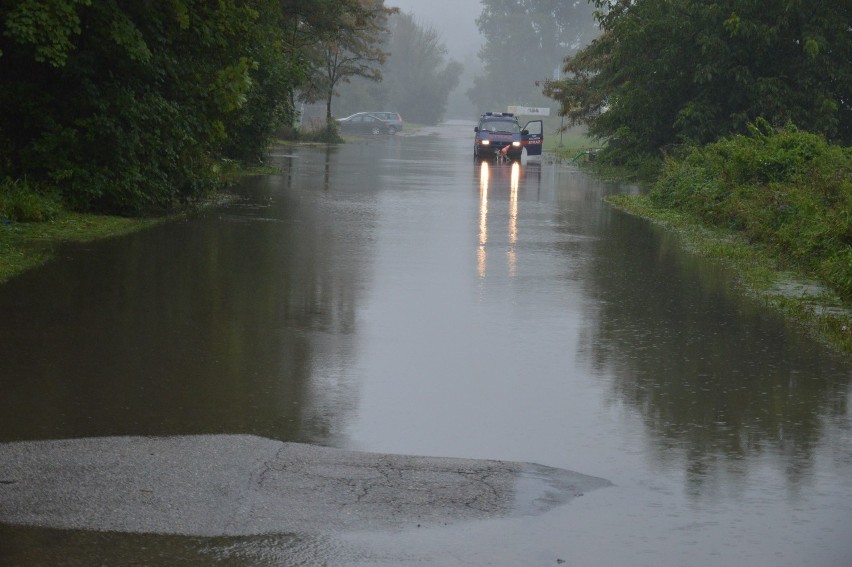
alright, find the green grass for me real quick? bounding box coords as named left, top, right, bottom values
left=0, top=180, right=243, bottom=284
left=545, top=132, right=596, bottom=154
left=0, top=213, right=162, bottom=283
left=1, top=176, right=163, bottom=283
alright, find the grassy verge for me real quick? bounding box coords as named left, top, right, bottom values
left=0, top=176, right=244, bottom=284
left=607, top=194, right=851, bottom=353
left=542, top=122, right=596, bottom=156
left=578, top=121, right=851, bottom=353
left=0, top=213, right=162, bottom=283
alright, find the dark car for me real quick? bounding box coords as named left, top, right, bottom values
left=337, top=112, right=399, bottom=135
left=473, top=112, right=543, bottom=160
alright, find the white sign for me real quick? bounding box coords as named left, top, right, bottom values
left=507, top=106, right=551, bottom=116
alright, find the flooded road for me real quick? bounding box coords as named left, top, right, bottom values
left=1, top=122, right=851, bottom=566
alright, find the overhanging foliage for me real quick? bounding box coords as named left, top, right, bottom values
left=0, top=0, right=393, bottom=214
left=545, top=0, right=852, bottom=161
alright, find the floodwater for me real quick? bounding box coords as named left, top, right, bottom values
left=1, top=122, right=851, bottom=566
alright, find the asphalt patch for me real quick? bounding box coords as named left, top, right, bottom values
left=0, top=435, right=611, bottom=536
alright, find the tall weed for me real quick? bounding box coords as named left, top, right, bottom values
left=0, top=177, right=63, bottom=222
left=651, top=121, right=852, bottom=300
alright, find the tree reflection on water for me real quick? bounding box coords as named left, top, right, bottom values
left=580, top=210, right=851, bottom=498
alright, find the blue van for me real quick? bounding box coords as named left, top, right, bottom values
left=473, top=112, right=543, bottom=160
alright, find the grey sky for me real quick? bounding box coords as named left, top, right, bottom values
left=387, top=0, right=483, bottom=59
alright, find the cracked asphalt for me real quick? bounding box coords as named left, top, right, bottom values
left=0, top=435, right=611, bottom=537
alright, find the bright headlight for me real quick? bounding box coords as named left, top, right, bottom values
left=512, top=141, right=521, bottom=147
left=481, top=140, right=490, bottom=145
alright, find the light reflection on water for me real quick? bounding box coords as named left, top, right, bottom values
left=476, top=160, right=522, bottom=278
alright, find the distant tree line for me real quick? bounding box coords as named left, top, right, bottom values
left=0, top=0, right=393, bottom=214
left=544, top=0, right=852, bottom=163
left=468, top=0, right=598, bottom=112
left=335, top=12, right=463, bottom=125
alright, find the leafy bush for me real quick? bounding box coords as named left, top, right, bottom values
left=651, top=120, right=852, bottom=300
left=0, top=177, right=63, bottom=222
left=0, top=1, right=302, bottom=215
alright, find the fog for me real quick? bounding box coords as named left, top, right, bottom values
left=388, top=0, right=483, bottom=118
left=388, top=0, right=483, bottom=59
left=334, top=1, right=599, bottom=121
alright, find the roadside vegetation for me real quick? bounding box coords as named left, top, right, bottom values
left=541, top=121, right=596, bottom=159
left=0, top=174, right=242, bottom=284
left=545, top=0, right=849, bottom=161
left=605, top=122, right=851, bottom=352
left=0, top=1, right=396, bottom=282
left=0, top=210, right=162, bottom=284
left=650, top=121, right=850, bottom=303
left=283, top=121, right=344, bottom=144
left=543, top=0, right=851, bottom=352
left=0, top=1, right=394, bottom=215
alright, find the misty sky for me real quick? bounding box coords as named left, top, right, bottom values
left=388, top=0, right=483, bottom=59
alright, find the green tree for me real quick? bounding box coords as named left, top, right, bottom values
left=0, top=0, right=400, bottom=213
left=220, top=2, right=305, bottom=164
left=545, top=0, right=852, bottom=163
left=468, top=0, right=597, bottom=111
left=0, top=0, right=379, bottom=211
left=383, top=13, right=462, bottom=124
left=298, top=0, right=396, bottom=122
left=280, top=0, right=365, bottom=115
left=0, top=0, right=293, bottom=212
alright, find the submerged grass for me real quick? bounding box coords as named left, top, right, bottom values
left=0, top=162, right=254, bottom=284
left=0, top=213, right=162, bottom=283
left=607, top=193, right=852, bottom=354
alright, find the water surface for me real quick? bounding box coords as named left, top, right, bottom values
left=1, top=123, right=850, bottom=566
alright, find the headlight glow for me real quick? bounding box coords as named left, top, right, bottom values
left=512, top=141, right=521, bottom=147
left=481, top=140, right=490, bottom=145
